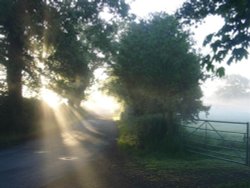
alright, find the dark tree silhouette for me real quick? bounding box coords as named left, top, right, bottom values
left=108, top=14, right=208, bottom=134
left=0, top=0, right=129, bottom=127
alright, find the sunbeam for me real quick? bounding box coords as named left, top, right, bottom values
left=35, top=101, right=107, bottom=187
left=40, top=88, right=64, bottom=108
left=82, top=90, right=122, bottom=120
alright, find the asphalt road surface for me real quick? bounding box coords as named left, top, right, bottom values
left=0, top=108, right=133, bottom=188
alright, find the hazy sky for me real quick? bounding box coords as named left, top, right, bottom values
left=129, top=0, right=185, bottom=16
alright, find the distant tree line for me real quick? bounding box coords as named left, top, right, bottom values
left=215, top=74, right=250, bottom=99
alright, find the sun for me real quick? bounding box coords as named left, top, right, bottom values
left=41, top=88, right=62, bottom=108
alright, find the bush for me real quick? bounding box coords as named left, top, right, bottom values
left=118, top=114, right=184, bottom=153
left=0, top=96, right=55, bottom=146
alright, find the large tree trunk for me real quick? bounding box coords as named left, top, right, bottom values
left=7, top=60, right=23, bottom=103
left=7, top=26, right=24, bottom=103
left=5, top=0, right=25, bottom=104
left=6, top=32, right=24, bottom=131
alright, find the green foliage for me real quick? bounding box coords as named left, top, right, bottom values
left=118, top=115, right=184, bottom=153
left=109, top=14, right=208, bottom=153
left=44, top=22, right=92, bottom=107
left=0, top=0, right=129, bottom=128
left=177, top=0, right=250, bottom=75
left=0, top=0, right=129, bottom=100
left=43, top=0, right=129, bottom=105
left=110, top=13, right=207, bottom=119
left=0, top=97, right=55, bottom=146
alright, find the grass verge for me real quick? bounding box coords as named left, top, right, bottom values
left=116, top=115, right=250, bottom=187
left=118, top=147, right=250, bottom=187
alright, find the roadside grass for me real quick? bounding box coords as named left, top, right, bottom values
left=217, top=180, right=250, bottom=188
left=121, top=147, right=249, bottom=172
left=118, top=146, right=250, bottom=187
left=217, top=181, right=250, bottom=188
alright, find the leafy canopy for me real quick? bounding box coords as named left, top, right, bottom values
left=0, top=0, right=129, bottom=104
left=177, top=0, right=250, bottom=76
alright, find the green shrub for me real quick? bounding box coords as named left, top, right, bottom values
left=118, top=114, right=183, bottom=153
left=0, top=97, right=55, bottom=146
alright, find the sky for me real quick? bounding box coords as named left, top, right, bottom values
left=128, top=0, right=185, bottom=16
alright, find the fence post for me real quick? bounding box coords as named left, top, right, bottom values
left=246, top=122, right=249, bottom=166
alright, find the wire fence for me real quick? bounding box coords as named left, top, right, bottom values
left=182, top=119, right=250, bottom=166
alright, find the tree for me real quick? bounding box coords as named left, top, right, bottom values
left=109, top=14, right=207, bottom=133
left=176, top=0, right=250, bottom=76
left=0, top=0, right=129, bottom=129
left=0, top=0, right=47, bottom=103
left=0, top=0, right=53, bottom=126
left=0, top=0, right=129, bottom=103
left=45, top=29, right=91, bottom=108
left=215, top=74, right=250, bottom=99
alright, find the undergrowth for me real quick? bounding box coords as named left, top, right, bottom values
left=117, top=114, right=184, bottom=154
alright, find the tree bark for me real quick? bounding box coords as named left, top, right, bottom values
left=6, top=28, right=24, bottom=130
left=7, top=60, right=23, bottom=103
left=7, top=31, right=24, bottom=104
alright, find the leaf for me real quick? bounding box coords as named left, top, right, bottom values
left=201, top=55, right=210, bottom=65
left=203, top=33, right=214, bottom=46
left=214, top=50, right=227, bottom=62
left=216, top=67, right=225, bottom=77
left=211, top=40, right=221, bottom=52
left=232, top=48, right=248, bottom=61
left=226, top=56, right=234, bottom=65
